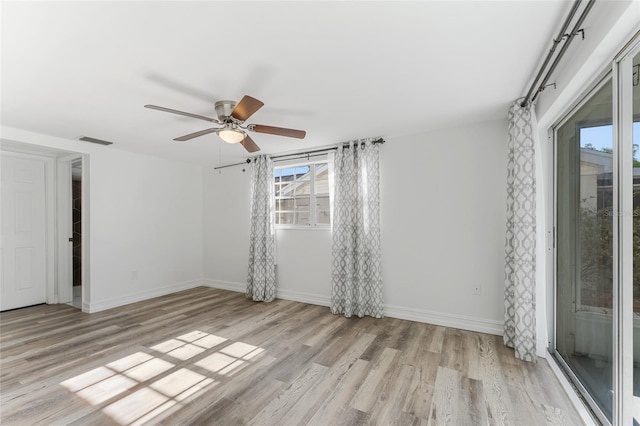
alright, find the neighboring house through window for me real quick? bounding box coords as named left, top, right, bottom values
left=274, top=162, right=330, bottom=227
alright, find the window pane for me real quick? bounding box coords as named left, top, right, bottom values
left=317, top=210, right=330, bottom=224
left=279, top=212, right=295, bottom=225
left=316, top=196, right=329, bottom=212
left=315, top=164, right=329, bottom=194
left=295, top=197, right=309, bottom=211
left=295, top=180, right=311, bottom=195
left=556, top=79, right=613, bottom=420
left=296, top=211, right=310, bottom=225
left=274, top=162, right=330, bottom=227
left=279, top=198, right=294, bottom=211
left=578, top=124, right=613, bottom=311
left=295, top=165, right=310, bottom=179
left=281, top=167, right=294, bottom=178
left=280, top=181, right=295, bottom=197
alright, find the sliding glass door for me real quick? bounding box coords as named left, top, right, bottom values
left=626, top=48, right=639, bottom=426
left=556, top=77, right=614, bottom=421
left=554, top=36, right=639, bottom=425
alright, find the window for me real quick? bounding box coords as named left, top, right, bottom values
left=575, top=122, right=640, bottom=313
left=274, top=162, right=330, bottom=227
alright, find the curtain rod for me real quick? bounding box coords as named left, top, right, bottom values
left=520, top=0, right=595, bottom=108
left=212, top=138, right=385, bottom=170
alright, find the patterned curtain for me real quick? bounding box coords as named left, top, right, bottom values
left=504, top=101, right=537, bottom=362
left=247, top=155, right=276, bottom=302
left=330, top=139, right=383, bottom=318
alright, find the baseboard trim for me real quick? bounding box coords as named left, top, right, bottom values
left=202, top=280, right=331, bottom=307
left=383, top=303, right=504, bottom=336
left=202, top=279, right=503, bottom=335
left=201, top=279, right=245, bottom=293
left=86, top=279, right=204, bottom=313
left=276, top=288, right=330, bottom=307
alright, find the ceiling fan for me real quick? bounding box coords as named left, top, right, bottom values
left=145, top=95, right=306, bottom=153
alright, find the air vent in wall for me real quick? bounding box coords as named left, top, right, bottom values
left=79, top=136, right=114, bottom=146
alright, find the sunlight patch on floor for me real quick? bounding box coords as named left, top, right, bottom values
left=166, top=343, right=206, bottom=361
left=107, top=352, right=154, bottom=373
left=60, top=330, right=265, bottom=425
left=196, top=352, right=241, bottom=374
left=150, top=339, right=184, bottom=353
left=150, top=368, right=212, bottom=398
left=192, top=333, right=228, bottom=349
left=61, top=366, right=114, bottom=393
left=122, top=357, right=174, bottom=382
left=76, top=374, right=137, bottom=405
left=221, top=341, right=260, bottom=358
left=102, top=387, right=171, bottom=425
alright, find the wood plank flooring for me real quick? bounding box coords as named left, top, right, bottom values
left=0, top=287, right=584, bottom=425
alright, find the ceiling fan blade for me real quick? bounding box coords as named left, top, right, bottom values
left=230, top=95, right=264, bottom=122
left=240, top=135, right=260, bottom=153
left=174, top=128, right=219, bottom=141
left=251, top=124, right=306, bottom=139
left=145, top=105, right=219, bottom=123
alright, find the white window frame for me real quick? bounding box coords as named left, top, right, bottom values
left=273, top=158, right=330, bottom=230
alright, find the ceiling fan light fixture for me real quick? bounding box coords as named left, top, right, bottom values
left=218, top=129, right=245, bottom=144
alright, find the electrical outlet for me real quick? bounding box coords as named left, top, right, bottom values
left=473, top=284, right=481, bottom=296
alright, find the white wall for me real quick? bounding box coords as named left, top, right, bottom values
left=1, top=127, right=204, bottom=312
left=203, top=119, right=508, bottom=335
left=88, top=146, right=203, bottom=309
left=203, top=166, right=251, bottom=288
left=381, top=120, right=507, bottom=332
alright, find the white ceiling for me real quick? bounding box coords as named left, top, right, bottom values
left=1, top=1, right=569, bottom=166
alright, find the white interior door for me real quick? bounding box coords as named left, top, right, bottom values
left=1, top=154, right=47, bottom=310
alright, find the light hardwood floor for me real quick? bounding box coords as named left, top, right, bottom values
left=0, top=287, right=584, bottom=425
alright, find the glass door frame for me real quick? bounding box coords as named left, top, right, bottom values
left=552, top=32, right=640, bottom=426
left=611, top=33, right=638, bottom=426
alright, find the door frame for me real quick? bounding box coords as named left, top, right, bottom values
left=551, top=73, right=614, bottom=425
left=611, top=34, right=639, bottom=426
left=56, top=154, right=81, bottom=305
left=1, top=141, right=90, bottom=311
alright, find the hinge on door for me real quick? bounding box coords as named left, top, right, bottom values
left=553, top=226, right=556, bottom=249
left=68, top=237, right=73, bottom=242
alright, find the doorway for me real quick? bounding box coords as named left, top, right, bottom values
left=0, top=140, right=89, bottom=312
left=71, top=160, right=82, bottom=309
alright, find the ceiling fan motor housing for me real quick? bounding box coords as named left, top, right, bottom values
left=215, top=100, right=237, bottom=121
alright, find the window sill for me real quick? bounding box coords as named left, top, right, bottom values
left=275, top=226, right=330, bottom=231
